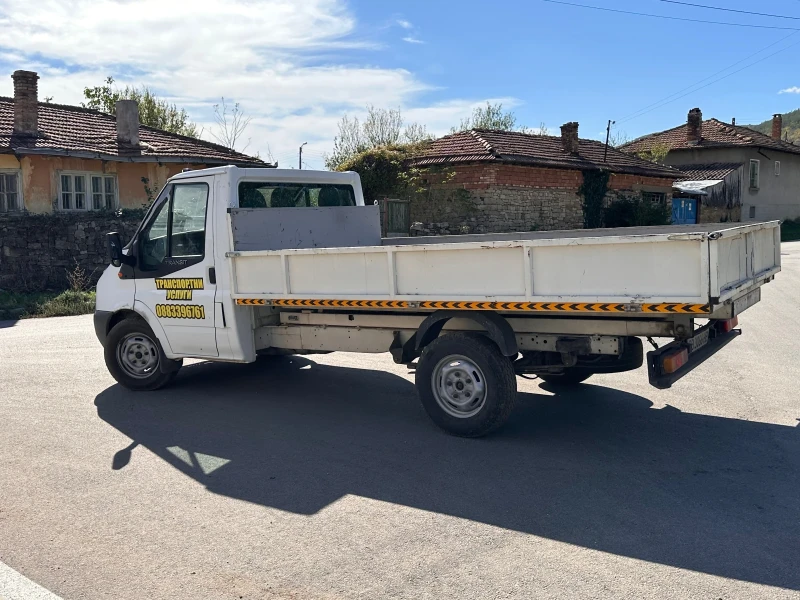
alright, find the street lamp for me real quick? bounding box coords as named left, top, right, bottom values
left=299, top=142, right=308, bottom=170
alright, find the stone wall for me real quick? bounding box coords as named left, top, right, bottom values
left=409, top=163, right=675, bottom=235
left=0, top=212, right=142, bottom=292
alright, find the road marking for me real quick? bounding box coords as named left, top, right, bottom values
left=0, top=561, right=63, bottom=600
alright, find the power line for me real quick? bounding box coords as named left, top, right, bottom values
left=618, top=35, right=800, bottom=124
left=658, top=0, right=800, bottom=21
left=542, top=0, right=800, bottom=29
left=618, top=31, right=799, bottom=123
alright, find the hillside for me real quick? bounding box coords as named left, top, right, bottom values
left=745, top=108, right=800, bottom=143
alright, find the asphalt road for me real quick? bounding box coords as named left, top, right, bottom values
left=1, top=244, right=799, bottom=600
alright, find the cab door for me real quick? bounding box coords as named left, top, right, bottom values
left=134, top=179, right=218, bottom=356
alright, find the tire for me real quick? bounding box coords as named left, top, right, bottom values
left=415, top=332, right=517, bottom=437
left=538, top=370, right=592, bottom=386
left=104, top=317, right=180, bottom=391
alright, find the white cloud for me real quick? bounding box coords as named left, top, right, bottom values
left=402, top=37, right=425, bottom=44
left=0, top=0, right=517, bottom=164
left=779, top=86, right=800, bottom=94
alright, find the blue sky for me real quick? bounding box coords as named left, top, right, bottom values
left=1, top=0, right=799, bottom=168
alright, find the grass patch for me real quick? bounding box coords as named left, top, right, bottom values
left=0, top=289, right=96, bottom=320
left=781, top=218, right=800, bottom=242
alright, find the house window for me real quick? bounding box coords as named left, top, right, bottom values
left=749, top=159, right=760, bottom=189
left=0, top=171, right=21, bottom=212
left=59, top=172, right=117, bottom=211
left=749, top=206, right=756, bottom=219
left=642, top=191, right=666, bottom=204
left=775, top=161, right=781, bottom=176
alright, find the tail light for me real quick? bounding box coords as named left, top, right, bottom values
left=661, top=348, right=689, bottom=374
left=717, top=317, right=739, bottom=333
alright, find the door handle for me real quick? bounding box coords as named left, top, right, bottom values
left=208, top=267, right=216, bottom=284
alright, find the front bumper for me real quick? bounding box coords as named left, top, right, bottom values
left=93, top=310, right=113, bottom=346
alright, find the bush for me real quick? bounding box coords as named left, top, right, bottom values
left=335, top=142, right=430, bottom=203
left=781, top=218, right=800, bottom=242
left=0, top=290, right=96, bottom=320
left=35, top=290, right=96, bottom=317
left=604, top=197, right=672, bottom=228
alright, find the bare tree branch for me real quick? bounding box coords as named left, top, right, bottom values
left=210, top=97, right=253, bottom=151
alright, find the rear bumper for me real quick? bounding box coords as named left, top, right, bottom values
left=647, top=324, right=741, bottom=389
left=93, top=310, right=113, bottom=346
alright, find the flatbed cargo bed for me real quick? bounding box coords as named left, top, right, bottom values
left=227, top=219, right=781, bottom=315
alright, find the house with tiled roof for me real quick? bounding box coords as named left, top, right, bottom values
left=407, top=123, right=679, bottom=233
left=621, top=108, right=800, bottom=222
left=0, top=70, right=267, bottom=214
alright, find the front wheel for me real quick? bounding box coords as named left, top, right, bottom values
left=415, top=332, right=517, bottom=437
left=104, top=318, right=180, bottom=391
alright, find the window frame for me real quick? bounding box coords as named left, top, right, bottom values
left=749, top=159, right=760, bottom=190
left=0, top=170, right=22, bottom=213
left=58, top=171, right=118, bottom=211
left=641, top=191, right=666, bottom=204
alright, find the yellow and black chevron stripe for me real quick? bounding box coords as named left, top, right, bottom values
left=235, top=298, right=711, bottom=314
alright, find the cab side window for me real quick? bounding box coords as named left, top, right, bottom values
left=171, top=184, right=209, bottom=257
left=138, top=182, right=209, bottom=271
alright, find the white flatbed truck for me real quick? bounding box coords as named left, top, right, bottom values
left=95, top=166, right=781, bottom=436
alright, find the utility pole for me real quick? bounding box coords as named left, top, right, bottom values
left=299, top=142, right=307, bottom=170
left=604, top=119, right=615, bottom=162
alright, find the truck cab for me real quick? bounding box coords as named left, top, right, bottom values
left=96, top=167, right=364, bottom=365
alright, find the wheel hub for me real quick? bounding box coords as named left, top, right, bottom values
left=432, top=355, right=487, bottom=418
left=117, top=333, right=160, bottom=379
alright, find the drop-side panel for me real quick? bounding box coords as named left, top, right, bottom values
left=288, top=252, right=390, bottom=296
left=394, top=247, right=526, bottom=297
left=531, top=240, right=703, bottom=300
left=232, top=255, right=284, bottom=295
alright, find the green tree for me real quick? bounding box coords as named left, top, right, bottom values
left=451, top=102, right=520, bottom=132
left=82, top=77, right=199, bottom=138
left=636, top=142, right=671, bottom=164
left=325, top=106, right=432, bottom=170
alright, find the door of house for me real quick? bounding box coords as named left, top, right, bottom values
left=671, top=198, right=698, bottom=225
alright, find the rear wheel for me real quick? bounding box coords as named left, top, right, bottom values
left=416, top=332, right=517, bottom=437
left=104, top=318, right=180, bottom=391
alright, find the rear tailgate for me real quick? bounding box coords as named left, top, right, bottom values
left=709, top=221, right=781, bottom=304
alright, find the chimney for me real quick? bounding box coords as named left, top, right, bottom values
left=687, top=108, right=702, bottom=145
left=731, top=117, right=736, bottom=126
left=12, top=70, right=39, bottom=136
left=560, top=121, right=579, bottom=154
left=772, top=114, right=783, bottom=140
left=115, top=100, right=140, bottom=146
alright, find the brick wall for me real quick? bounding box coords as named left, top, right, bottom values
left=411, top=163, right=672, bottom=234
left=0, top=213, right=141, bottom=291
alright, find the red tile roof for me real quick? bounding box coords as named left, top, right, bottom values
left=410, top=129, right=679, bottom=178
left=672, top=163, right=743, bottom=181
left=0, top=97, right=266, bottom=166
left=621, top=119, right=800, bottom=156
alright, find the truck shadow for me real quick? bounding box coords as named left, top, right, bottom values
left=94, top=356, right=800, bottom=590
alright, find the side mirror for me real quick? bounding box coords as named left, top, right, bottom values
left=107, top=232, right=124, bottom=268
